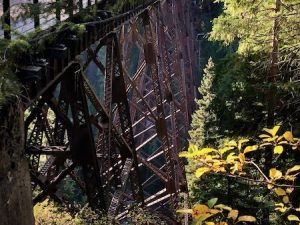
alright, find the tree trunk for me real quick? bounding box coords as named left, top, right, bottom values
left=0, top=100, right=35, bottom=225
left=263, top=1, right=281, bottom=224
left=267, top=0, right=281, bottom=127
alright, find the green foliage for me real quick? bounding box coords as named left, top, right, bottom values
left=33, top=200, right=171, bottom=225
left=0, top=61, right=20, bottom=105
left=58, top=176, right=87, bottom=205
left=34, top=200, right=113, bottom=225
left=213, top=53, right=266, bottom=136
left=187, top=3, right=300, bottom=224
left=75, top=207, right=114, bottom=225
left=110, top=0, right=144, bottom=13
left=71, top=24, right=86, bottom=37
left=34, top=200, right=73, bottom=225
left=189, top=53, right=266, bottom=148
left=179, top=126, right=300, bottom=224
left=210, top=0, right=300, bottom=55
left=189, top=57, right=218, bottom=147
left=6, top=39, right=30, bottom=61
left=127, top=206, right=168, bottom=225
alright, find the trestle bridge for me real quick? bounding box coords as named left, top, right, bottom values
left=0, top=0, right=197, bottom=223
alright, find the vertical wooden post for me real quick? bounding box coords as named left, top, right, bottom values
left=56, top=0, right=61, bottom=21
left=67, top=0, right=73, bottom=19
left=33, top=0, right=40, bottom=27
left=3, top=0, right=10, bottom=39
left=79, top=0, right=83, bottom=10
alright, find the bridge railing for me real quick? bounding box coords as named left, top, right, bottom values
left=0, top=0, right=150, bottom=40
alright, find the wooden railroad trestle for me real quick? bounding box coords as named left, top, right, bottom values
left=15, top=0, right=197, bottom=222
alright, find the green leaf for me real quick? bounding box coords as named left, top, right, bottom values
left=206, top=198, right=218, bottom=208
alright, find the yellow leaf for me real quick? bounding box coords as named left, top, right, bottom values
left=179, top=151, right=191, bottom=158
left=230, top=163, right=239, bottom=174
left=274, top=145, right=283, bottom=154
left=195, top=167, right=210, bottom=178
left=197, top=148, right=219, bottom=156
left=288, top=215, right=300, bottom=221
left=205, top=222, right=215, bottom=225
left=237, top=216, right=256, bottom=222
left=192, top=204, right=211, bottom=220
left=238, top=139, right=249, bottom=150
left=209, top=209, right=220, bottom=214
left=176, top=209, right=193, bottom=214
left=219, top=147, right=234, bottom=154
left=263, top=125, right=280, bottom=137
left=260, top=143, right=273, bottom=147
left=238, top=153, right=245, bottom=164
left=214, top=204, right=232, bottom=211
left=275, top=206, right=287, bottom=213
left=228, top=209, right=239, bottom=221
left=274, top=188, right=286, bottom=196
left=295, top=208, right=300, bottom=212
left=259, top=134, right=271, bottom=138
left=283, top=195, right=289, bottom=204
left=226, top=153, right=238, bottom=163
left=285, top=175, right=296, bottom=181
left=267, top=184, right=274, bottom=189
left=227, top=140, right=237, bottom=147
left=244, top=145, right=259, bottom=154
left=283, top=131, right=294, bottom=142
left=263, top=136, right=278, bottom=142
left=193, top=204, right=210, bottom=213
left=189, top=143, right=198, bottom=152
left=286, top=188, right=294, bottom=194
left=269, top=168, right=282, bottom=180
left=287, top=165, right=300, bottom=175
left=196, top=213, right=213, bottom=221
left=275, top=203, right=285, bottom=207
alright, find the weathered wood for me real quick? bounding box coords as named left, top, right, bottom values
left=0, top=100, right=34, bottom=225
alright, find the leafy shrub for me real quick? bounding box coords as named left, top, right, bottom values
left=179, top=125, right=300, bottom=225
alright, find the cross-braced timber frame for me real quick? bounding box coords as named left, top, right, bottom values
left=21, top=0, right=197, bottom=223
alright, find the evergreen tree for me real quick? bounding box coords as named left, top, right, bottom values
left=209, top=0, right=300, bottom=127
left=189, top=57, right=218, bottom=147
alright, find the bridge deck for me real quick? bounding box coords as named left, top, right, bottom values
left=0, top=0, right=102, bottom=39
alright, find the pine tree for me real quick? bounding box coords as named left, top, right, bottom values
left=209, top=0, right=300, bottom=130
left=189, top=57, right=218, bottom=147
